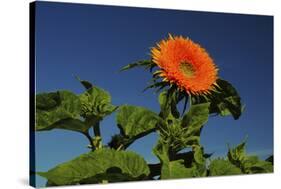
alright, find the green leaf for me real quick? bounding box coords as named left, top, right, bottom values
left=211, top=79, right=243, bottom=119
left=158, top=89, right=181, bottom=120
left=157, top=102, right=210, bottom=154
left=76, top=76, right=93, bottom=90
left=265, top=155, right=273, bottom=164
left=227, top=140, right=246, bottom=167
left=153, top=140, right=205, bottom=179
left=193, top=79, right=243, bottom=120
left=243, top=156, right=273, bottom=173
left=227, top=140, right=273, bottom=174
left=36, top=91, right=61, bottom=110
left=80, top=86, right=117, bottom=119
left=116, top=105, right=162, bottom=139
left=161, top=160, right=197, bottom=179
left=209, top=159, right=242, bottom=176
left=143, top=81, right=168, bottom=92
left=193, top=146, right=205, bottom=165
left=37, top=149, right=150, bottom=185
left=181, top=103, right=210, bottom=134
left=41, top=118, right=89, bottom=133
left=153, top=141, right=192, bottom=179
left=120, top=60, right=154, bottom=72
left=36, top=91, right=87, bottom=132
left=158, top=120, right=199, bottom=153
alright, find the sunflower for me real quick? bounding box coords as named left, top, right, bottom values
left=151, top=34, right=218, bottom=95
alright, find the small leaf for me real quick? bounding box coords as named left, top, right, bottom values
left=120, top=60, right=154, bottom=72
left=37, top=149, right=150, bottom=185
left=209, top=159, right=242, bottom=176
left=265, top=155, right=273, bottom=164
left=76, top=76, right=93, bottom=90
left=143, top=81, right=168, bottom=92
left=193, top=146, right=205, bottom=165
left=158, top=89, right=182, bottom=120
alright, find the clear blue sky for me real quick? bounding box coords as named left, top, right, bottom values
left=34, top=1, right=273, bottom=186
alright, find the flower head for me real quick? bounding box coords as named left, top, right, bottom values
left=151, top=34, right=218, bottom=95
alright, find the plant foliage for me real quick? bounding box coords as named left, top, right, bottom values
left=35, top=65, right=272, bottom=186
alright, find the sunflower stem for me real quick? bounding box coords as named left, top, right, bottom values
left=82, top=132, right=95, bottom=151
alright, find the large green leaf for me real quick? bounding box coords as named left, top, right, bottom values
left=80, top=86, right=117, bottom=119
left=36, top=91, right=88, bottom=132
left=209, top=159, right=242, bottom=176
left=37, top=149, right=150, bottom=185
left=116, top=105, right=162, bottom=139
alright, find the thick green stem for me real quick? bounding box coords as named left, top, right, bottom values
left=93, top=122, right=101, bottom=137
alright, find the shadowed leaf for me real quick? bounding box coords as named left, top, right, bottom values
left=193, top=79, right=244, bottom=120
left=36, top=91, right=87, bottom=132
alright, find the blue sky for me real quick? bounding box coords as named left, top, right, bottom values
left=34, top=1, right=273, bottom=186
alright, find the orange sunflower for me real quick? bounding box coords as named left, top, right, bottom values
left=151, top=34, right=218, bottom=95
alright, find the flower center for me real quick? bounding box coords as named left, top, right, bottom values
left=179, top=61, right=195, bottom=78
